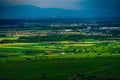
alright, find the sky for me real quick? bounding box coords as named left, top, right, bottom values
left=0, top=0, right=120, bottom=10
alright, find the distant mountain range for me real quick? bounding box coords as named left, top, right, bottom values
left=0, top=5, right=120, bottom=19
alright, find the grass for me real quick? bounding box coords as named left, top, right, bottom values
left=0, top=40, right=120, bottom=80
left=0, top=55, right=120, bottom=80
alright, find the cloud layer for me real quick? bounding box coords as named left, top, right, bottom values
left=0, top=0, right=81, bottom=10
left=0, top=0, right=120, bottom=11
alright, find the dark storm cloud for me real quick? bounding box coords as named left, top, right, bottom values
left=80, top=0, right=120, bottom=11
left=77, top=0, right=120, bottom=17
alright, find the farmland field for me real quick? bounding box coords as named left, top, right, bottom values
left=0, top=39, right=120, bottom=80
left=0, top=18, right=120, bottom=80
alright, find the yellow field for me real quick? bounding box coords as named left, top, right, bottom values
left=0, top=38, right=18, bottom=41
left=71, top=43, right=95, bottom=46
left=0, top=43, right=37, bottom=47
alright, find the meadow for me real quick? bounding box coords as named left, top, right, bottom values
left=0, top=39, right=120, bottom=80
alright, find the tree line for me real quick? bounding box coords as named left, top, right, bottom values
left=0, top=34, right=114, bottom=43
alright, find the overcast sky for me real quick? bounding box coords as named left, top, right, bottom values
left=0, top=0, right=120, bottom=11
left=0, top=0, right=81, bottom=10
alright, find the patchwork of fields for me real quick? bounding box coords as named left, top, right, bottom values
left=0, top=40, right=120, bottom=80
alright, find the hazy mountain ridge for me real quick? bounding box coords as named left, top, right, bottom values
left=0, top=5, right=119, bottom=19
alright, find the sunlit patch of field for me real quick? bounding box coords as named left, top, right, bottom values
left=0, top=41, right=119, bottom=57
left=0, top=42, right=94, bottom=48
left=0, top=43, right=37, bottom=47
left=0, top=38, right=3, bottom=41
left=58, top=41, right=75, bottom=43
left=71, top=43, right=95, bottom=46
left=0, top=38, right=18, bottom=41
left=0, top=36, right=19, bottom=41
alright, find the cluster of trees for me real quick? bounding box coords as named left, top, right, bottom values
left=24, top=50, right=44, bottom=55
left=18, top=34, right=113, bottom=42
left=0, top=34, right=115, bottom=43
left=18, top=34, right=80, bottom=42
left=0, top=54, right=18, bottom=57
left=0, top=39, right=17, bottom=43
left=0, top=34, right=7, bottom=37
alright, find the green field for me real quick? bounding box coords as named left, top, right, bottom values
left=0, top=40, right=120, bottom=80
